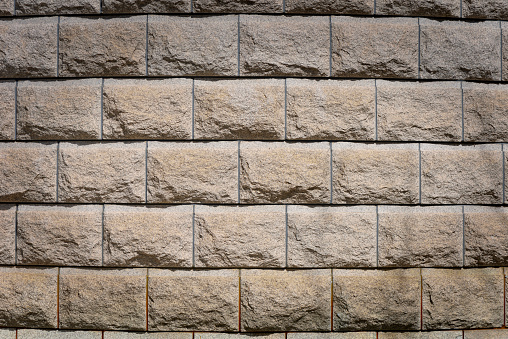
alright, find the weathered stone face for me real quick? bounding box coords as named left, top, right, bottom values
left=103, top=0, right=190, bottom=13
left=0, top=81, right=15, bottom=140
left=196, top=334, right=284, bottom=339
left=376, top=0, right=460, bottom=17
left=464, top=329, right=508, bottom=339
left=16, top=0, right=101, bottom=15
left=194, top=0, right=282, bottom=12
left=0, top=0, right=13, bottom=15
left=463, top=0, right=508, bottom=19
left=378, top=332, right=462, bottom=339
left=0, top=205, right=15, bottom=265
left=18, top=329, right=102, bottom=339
left=285, top=0, right=373, bottom=14
left=105, top=332, right=192, bottom=339
left=503, top=23, right=508, bottom=82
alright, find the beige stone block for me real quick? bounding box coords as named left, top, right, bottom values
left=240, top=16, right=329, bottom=76
left=463, top=0, right=508, bottom=20
left=18, top=330, right=102, bottom=339
left=104, top=205, right=193, bottom=267
left=504, top=23, right=508, bottom=82
left=58, top=142, right=145, bottom=203
left=196, top=334, right=284, bottom=339
left=194, top=79, right=285, bottom=140
left=103, top=78, right=192, bottom=140
left=105, top=332, right=192, bottom=339
left=376, top=0, right=459, bottom=17
left=0, top=267, right=58, bottom=328
left=0, top=81, right=15, bottom=140
left=286, top=79, right=375, bottom=141
left=0, top=0, right=14, bottom=15
left=17, top=79, right=102, bottom=140
left=379, top=332, right=462, bottom=339
left=147, top=142, right=237, bottom=203
left=103, top=0, right=190, bottom=13
left=16, top=0, right=101, bottom=15
left=377, top=81, right=462, bottom=142
left=288, top=334, right=375, bottom=339
left=240, top=142, right=330, bottom=204
left=59, top=16, right=146, bottom=77
left=148, top=269, right=239, bottom=331
left=464, top=329, right=508, bottom=339
left=0, top=205, right=15, bottom=265
left=148, top=15, right=237, bottom=76
left=0, top=329, right=15, bottom=339
left=286, top=0, right=373, bottom=14
left=194, top=0, right=282, bottom=12
left=287, top=206, right=376, bottom=268
left=241, top=269, right=331, bottom=331
left=59, top=268, right=147, bottom=330
left=333, top=269, right=421, bottom=331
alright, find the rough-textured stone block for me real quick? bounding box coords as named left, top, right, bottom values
left=240, top=142, right=330, bottom=204
left=333, top=269, right=421, bottom=331
left=195, top=205, right=285, bottom=268
left=0, top=17, right=58, bottom=78
left=377, top=81, right=462, bottom=141
left=104, top=205, right=193, bottom=267
left=332, top=143, right=419, bottom=204
left=17, top=79, right=102, bottom=140
left=196, top=335, right=284, bottom=339
left=0, top=329, right=15, bottom=339
left=0, top=205, right=15, bottom=265
left=378, top=206, right=462, bottom=267
left=18, top=330, right=102, bottom=339
left=379, top=332, right=462, bottom=339
left=286, top=0, right=373, bottom=14
left=105, top=332, right=192, bottom=339
left=147, top=142, right=237, bottom=203
left=288, top=334, right=375, bottom=339
left=16, top=0, right=101, bottom=15
left=286, top=79, right=375, bottom=141
left=103, top=78, right=192, bottom=140
left=103, top=0, right=190, bottom=13
left=464, top=330, right=508, bottom=339
left=240, top=16, right=329, bottom=76
left=463, top=0, right=508, bottom=20
left=422, top=268, right=504, bottom=329
left=376, top=0, right=459, bottom=17
left=0, top=81, right=15, bottom=140
left=287, top=206, right=376, bottom=268
left=59, top=16, right=146, bottom=77
left=241, top=269, right=331, bottom=331
left=0, top=0, right=14, bottom=15
left=0, top=267, right=58, bottom=328
left=194, top=0, right=282, bottom=13
left=148, top=269, right=239, bottom=331
left=332, top=17, right=418, bottom=79
left=504, top=23, right=508, bottom=82
left=60, top=268, right=146, bottom=330
left=0, top=143, right=57, bottom=202
left=194, top=79, right=285, bottom=140
left=421, top=144, right=503, bottom=204
left=148, top=16, right=237, bottom=76
left=420, top=20, right=501, bottom=81
left=58, top=142, right=145, bottom=203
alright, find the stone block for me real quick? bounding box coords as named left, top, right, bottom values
left=0, top=81, right=15, bottom=140
left=193, top=0, right=282, bottom=13
left=0, top=329, right=15, bottom=339
left=0, top=0, right=13, bottom=15
left=376, top=0, right=459, bottom=17
left=18, top=330, right=102, bottom=339
left=285, top=0, right=373, bottom=14
left=196, top=334, right=284, bottom=339
left=503, top=23, right=508, bottom=82
left=464, top=330, right=508, bottom=339
left=379, top=332, right=462, bottom=339
left=105, top=332, right=192, bottom=339
left=103, top=0, right=190, bottom=13
left=463, top=0, right=508, bottom=20
left=16, top=0, right=101, bottom=15
left=0, top=205, right=15, bottom=265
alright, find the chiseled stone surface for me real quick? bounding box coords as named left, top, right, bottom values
left=194, top=79, right=285, bottom=140
left=17, top=79, right=102, bottom=140
left=196, top=334, right=284, bottom=339
left=241, top=269, right=331, bottom=331
left=18, top=329, right=102, bottom=339
left=0, top=81, right=15, bottom=140
left=0, top=267, right=58, bottom=328
left=463, top=0, right=508, bottom=20
left=16, top=0, right=101, bottom=15
left=286, top=0, right=373, bottom=14
left=104, top=205, right=193, bottom=267
left=286, top=79, right=375, bottom=141
left=103, top=78, right=192, bottom=140
left=240, top=142, right=330, bottom=204
left=376, top=0, right=459, bottom=17
left=333, top=269, right=421, bottom=331
left=379, top=332, right=462, bottom=339
left=194, top=0, right=282, bottom=12
left=288, top=334, right=375, bottom=339
left=59, top=268, right=146, bottom=331
left=422, top=268, right=504, bottom=329
left=0, top=205, right=15, bottom=265
left=106, top=333, right=192, bottom=339
left=332, top=17, right=418, bottom=79
left=240, top=16, right=329, bottom=76
left=148, top=269, right=239, bottom=331
left=464, top=330, right=508, bottom=339
left=103, top=0, right=190, bottom=13
left=377, top=81, right=462, bottom=142
left=59, top=16, right=146, bottom=77
left=0, top=0, right=13, bottom=15
left=287, top=206, right=376, bottom=268
left=147, top=142, right=237, bottom=203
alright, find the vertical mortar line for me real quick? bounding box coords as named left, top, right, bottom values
left=238, top=140, right=241, bottom=204
left=14, top=204, right=18, bottom=265
left=101, top=204, right=105, bottom=266
left=373, top=0, right=376, bottom=14
left=284, top=78, right=287, bottom=140
left=190, top=0, right=193, bottom=13
left=417, top=18, right=421, bottom=80
left=462, top=205, right=465, bottom=267
left=418, top=143, right=422, bottom=204
left=237, top=15, right=240, bottom=76
left=460, top=81, right=464, bottom=142
left=329, top=16, right=332, bottom=77
left=57, top=16, right=60, bottom=77
left=146, top=267, right=149, bottom=331
left=56, top=142, right=60, bottom=202
left=376, top=205, right=379, bottom=267
left=145, top=15, right=149, bottom=76
left=374, top=79, right=378, bottom=141
left=285, top=204, right=288, bottom=268
left=145, top=141, right=148, bottom=204
left=99, top=0, right=103, bottom=14
left=102, top=332, right=104, bottom=339
left=192, top=79, right=195, bottom=140
left=192, top=204, right=195, bottom=267
left=100, top=78, right=104, bottom=140
left=14, top=80, right=18, bottom=140
left=330, top=142, right=333, bottom=204
left=282, top=0, right=285, bottom=13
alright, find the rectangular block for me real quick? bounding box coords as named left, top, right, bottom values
left=103, top=78, right=192, bottom=140
left=0, top=329, right=15, bottom=339
left=241, top=269, right=331, bottom=331
left=0, top=205, right=15, bottom=265
left=503, top=23, right=508, bottom=82
left=376, top=0, right=460, bottom=17
left=464, top=329, right=508, bottom=339
left=59, top=16, right=146, bottom=77
left=286, top=79, right=375, bottom=141
left=147, top=142, right=237, bottom=203
left=197, top=335, right=284, bottom=339
left=17, top=79, right=102, bottom=140
left=18, top=330, right=102, bottom=339
left=240, top=16, right=329, bottom=76
left=105, top=332, right=192, bottom=339
left=0, top=81, right=15, bottom=140
left=286, top=0, right=373, bottom=14
left=194, top=79, right=285, bottom=140
left=0, top=0, right=14, bottom=15
left=59, top=268, right=147, bottom=330
left=16, top=0, right=101, bottom=15
left=288, top=334, right=375, bottom=339
left=103, top=0, right=190, bottom=13
left=379, top=332, right=462, bottom=339
left=463, top=0, right=508, bottom=20
left=332, top=17, right=418, bottom=79
left=193, top=0, right=282, bottom=12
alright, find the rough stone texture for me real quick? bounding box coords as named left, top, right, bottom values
left=288, top=334, right=375, bottom=339
left=333, top=269, right=421, bottom=331
left=105, top=333, right=192, bottom=339
left=463, top=0, right=508, bottom=20
left=0, top=329, right=15, bottom=339
left=464, top=330, right=508, bottom=339
left=504, top=23, right=508, bottom=82
left=194, top=205, right=285, bottom=268
left=377, top=81, right=462, bottom=142
left=0, top=143, right=57, bottom=202
left=104, top=205, right=193, bottom=267
left=331, top=17, right=418, bottom=79
left=58, top=142, right=145, bottom=203
left=240, top=142, right=330, bottom=204
left=420, top=20, right=502, bottom=81
left=241, top=269, right=331, bottom=332
left=378, top=206, right=463, bottom=267
left=0, top=0, right=14, bottom=15
left=287, top=206, right=376, bottom=268
left=18, top=330, right=102, bottom=339
left=376, top=0, right=459, bottom=17
left=59, top=16, right=146, bottom=77
left=420, top=144, right=503, bottom=204
left=148, top=15, right=237, bottom=76
left=196, top=335, right=284, bottom=339
left=194, top=79, right=285, bottom=140
left=332, top=143, right=419, bottom=204
left=17, top=79, right=102, bottom=140
left=0, top=205, right=15, bottom=265
left=285, top=0, right=373, bottom=14
left=103, top=78, right=192, bottom=140
left=147, top=142, right=237, bottom=203
left=379, top=332, right=462, bottom=339
left=0, top=267, right=58, bottom=328
left=148, top=269, right=239, bottom=331
left=422, top=268, right=504, bottom=329
left=0, top=17, right=58, bottom=78
left=59, top=268, right=146, bottom=330
left=16, top=0, right=101, bottom=15
left=0, top=81, right=15, bottom=140
left=103, top=0, right=190, bottom=13
left=240, top=16, right=329, bottom=76
left=286, top=79, right=375, bottom=141
left=194, top=0, right=282, bottom=13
